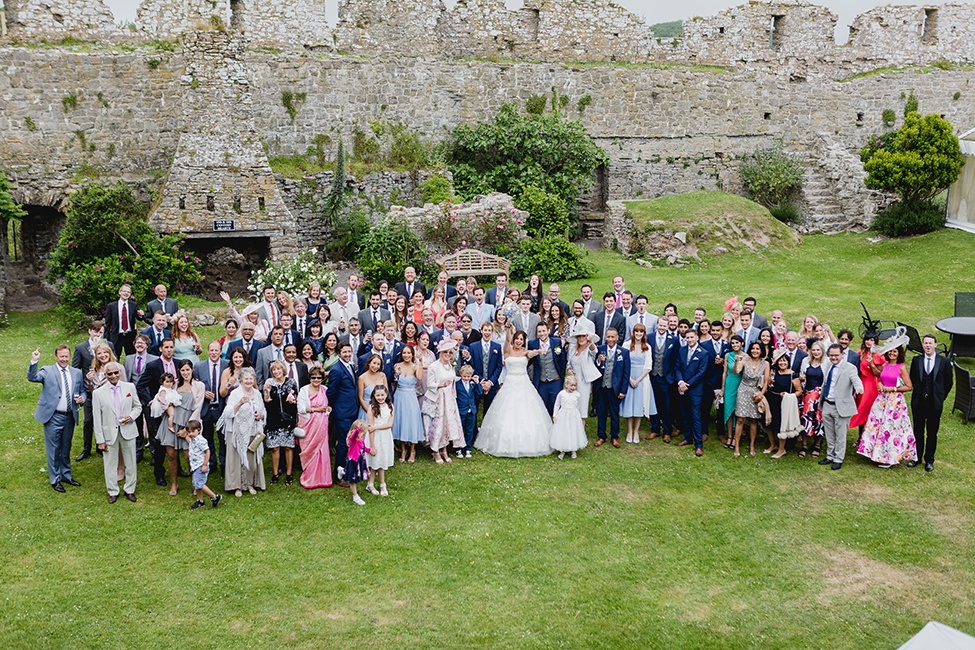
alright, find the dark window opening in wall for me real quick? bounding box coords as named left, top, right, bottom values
left=6, top=220, right=22, bottom=262
left=764, top=112, right=771, bottom=120
left=770, top=15, right=785, bottom=50
left=179, top=196, right=185, bottom=210
left=207, top=195, right=215, bottom=212
left=528, top=8, right=540, bottom=42
left=233, top=195, right=242, bottom=213
left=715, top=151, right=724, bottom=159
left=921, top=9, right=938, bottom=44
left=230, top=0, right=244, bottom=31
left=856, top=112, right=864, bottom=123
left=52, top=13, right=64, bottom=24
left=790, top=74, right=806, bottom=83
left=719, top=27, right=725, bottom=34
left=258, top=196, right=265, bottom=212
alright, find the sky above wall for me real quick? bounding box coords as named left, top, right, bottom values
left=104, top=0, right=900, bottom=44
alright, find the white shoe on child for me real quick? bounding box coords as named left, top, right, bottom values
left=380, top=483, right=388, bottom=497
left=571, top=451, right=577, bottom=459
left=465, top=450, right=472, bottom=458
left=456, top=450, right=464, bottom=458
left=352, top=494, right=366, bottom=506
left=337, top=466, right=345, bottom=479
left=558, top=452, right=565, bottom=459
left=366, top=483, right=380, bottom=495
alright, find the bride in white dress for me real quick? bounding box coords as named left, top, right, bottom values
left=475, top=330, right=553, bottom=458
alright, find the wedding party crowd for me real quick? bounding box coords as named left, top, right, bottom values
left=29, top=269, right=954, bottom=508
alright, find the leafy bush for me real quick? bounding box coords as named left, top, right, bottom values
left=510, top=236, right=595, bottom=282
left=526, top=95, right=547, bottom=115
left=425, top=203, right=523, bottom=255
left=326, top=208, right=370, bottom=261
left=770, top=203, right=801, bottom=223
left=871, top=200, right=945, bottom=237
left=738, top=146, right=804, bottom=208
left=516, top=185, right=570, bottom=236
left=904, top=91, right=919, bottom=117
left=421, top=175, right=453, bottom=205
left=863, top=112, right=964, bottom=204
left=248, top=247, right=336, bottom=300
left=356, top=217, right=430, bottom=285
left=0, top=170, right=27, bottom=230
left=449, top=102, right=608, bottom=205
left=859, top=131, right=899, bottom=164
left=47, top=182, right=203, bottom=326
left=321, top=140, right=346, bottom=225
left=882, top=109, right=896, bottom=125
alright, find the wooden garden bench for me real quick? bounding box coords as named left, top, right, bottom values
left=435, top=248, right=511, bottom=278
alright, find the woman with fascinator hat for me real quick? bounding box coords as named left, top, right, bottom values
left=856, top=328, right=917, bottom=468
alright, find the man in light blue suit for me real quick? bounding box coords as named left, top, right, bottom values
left=675, top=330, right=709, bottom=456
left=28, top=345, right=86, bottom=492
left=327, top=341, right=358, bottom=487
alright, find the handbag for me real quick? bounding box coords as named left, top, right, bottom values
left=292, top=427, right=306, bottom=439
left=247, top=432, right=265, bottom=453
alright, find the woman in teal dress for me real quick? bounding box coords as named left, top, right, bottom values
left=172, top=312, right=202, bottom=362
left=720, top=334, right=744, bottom=448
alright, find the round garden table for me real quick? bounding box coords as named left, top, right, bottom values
left=936, top=317, right=975, bottom=358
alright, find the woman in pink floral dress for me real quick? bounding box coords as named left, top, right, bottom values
left=856, top=346, right=916, bottom=468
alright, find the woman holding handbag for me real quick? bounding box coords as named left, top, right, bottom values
left=263, top=360, right=299, bottom=486
left=219, top=368, right=267, bottom=497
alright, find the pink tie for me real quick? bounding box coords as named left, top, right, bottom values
left=112, top=385, right=122, bottom=418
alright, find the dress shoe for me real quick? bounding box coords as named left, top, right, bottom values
left=108, top=495, right=118, bottom=504
left=63, top=478, right=81, bottom=487
left=662, top=435, right=671, bottom=443
left=831, top=462, right=842, bottom=470
left=818, top=458, right=832, bottom=466
left=906, top=460, right=919, bottom=468
left=336, top=479, right=351, bottom=488
left=156, top=477, right=167, bottom=486
left=675, top=440, right=691, bottom=447
left=646, top=432, right=659, bottom=440
left=925, top=463, right=934, bottom=472
left=52, top=482, right=66, bottom=493
left=611, top=439, right=620, bottom=448
left=177, top=469, right=191, bottom=478
left=75, top=451, right=91, bottom=461
left=124, top=492, right=137, bottom=502
left=695, top=448, right=703, bottom=457
left=594, top=438, right=605, bottom=447
left=136, top=450, right=145, bottom=463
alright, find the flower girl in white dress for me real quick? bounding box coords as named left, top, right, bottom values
left=549, top=376, right=588, bottom=459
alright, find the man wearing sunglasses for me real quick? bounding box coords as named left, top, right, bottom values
left=92, top=362, right=142, bottom=503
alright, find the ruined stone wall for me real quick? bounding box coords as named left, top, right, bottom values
left=334, top=0, right=446, bottom=58
left=847, top=4, right=975, bottom=66
left=136, top=0, right=231, bottom=40
left=3, top=0, right=119, bottom=42
left=238, top=0, right=331, bottom=52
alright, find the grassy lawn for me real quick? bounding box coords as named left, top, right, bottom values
left=2, top=229, right=975, bottom=648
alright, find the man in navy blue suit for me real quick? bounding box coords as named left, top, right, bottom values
left=528, top=322, right=567, bottom=415
left=675, top=329, right=709, bottom=456
left=327, top=341, right=358, bottom=487
left=194, top=341, right=229, bottom=474
left=226, top=321, right=266, bottom=365
left=358, top=334, right=396, bottom=387
left=647, top=318, right=678, bottom=442
left=139, top=311, right=172, bottom=356
left=698, top=322, right=729, bottom=440
left=594, top=328, right=630, bottom=447
left=469, top=321, right=503, bottom=414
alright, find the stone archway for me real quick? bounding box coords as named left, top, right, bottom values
left=4, top=204, right=64, bottom=311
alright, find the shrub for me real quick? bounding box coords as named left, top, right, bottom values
left=526, top=95, right=547, bottom=115
left=904, top=91, right=919, bottom=117
left=421, top=175, right=453, bottom=205
left=0, top=171, right=27, bottom=232
left=516, top=185, right=570, bottom=236
left=511, top=236, right=595, bottom=282
left=770, top=203, right=801, bottom=223
left=738, top=145, right=804, bottom=208
left=863, top=112, right=964, bottom=204
left=356, top=216, right=430, bottom=285
left=248, top=247, right=336, bottom=300
left=859, top=131, right=899, bottom=164
left=871, top=200, right=945, bottom=237
left=47, top=182, right=203, bottom=326
left=321, top=140, right=345, bottom=226
left=882, top=109, right=896, bottom=125
left=425, top=203, right=523, bottom=255
left=326, top=208, right=370, bottom=261
left=449, top=102, right=608, bottom=205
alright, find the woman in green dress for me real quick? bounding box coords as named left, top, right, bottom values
left=720, top=334, right=744, bottom=449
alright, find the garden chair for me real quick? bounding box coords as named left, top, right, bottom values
left=955, top=292, right=975, bottom=317
left=951, top=359, right=975, bottom=424
left=898, top=322, right=924, bottom=355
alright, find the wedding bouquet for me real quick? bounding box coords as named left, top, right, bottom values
left=502, top=303, right=519, bottom=321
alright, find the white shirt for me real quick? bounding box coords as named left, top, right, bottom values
left=118, top=301, right=131, bottom=332
left=825, top=361, right=841, bottom=401
left=924, top=353, right=936, bottom=374
left=57, top=365, right=70, bottom=411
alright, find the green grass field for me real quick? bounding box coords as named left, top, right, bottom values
left=1, top=229, right=974, bottom=649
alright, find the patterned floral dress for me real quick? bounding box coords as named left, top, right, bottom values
left=856, top=363, right=917, bottom=465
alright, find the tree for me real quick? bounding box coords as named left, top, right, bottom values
left=0, top=171, right=27, bottom=268
left=448, top=102, right=609, bottom=206
left=321, top=139, right=346, bottom=227
left=863, top=112, right=964, bottom=204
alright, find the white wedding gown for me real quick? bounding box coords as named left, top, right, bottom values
left=475, top=356, right=553, bottom=458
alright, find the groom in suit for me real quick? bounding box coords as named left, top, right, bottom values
left=194, top=342, right=229, bottom=474
left=28, top=345, right=86, bottom=492
left=327, top=342, right=358, bottom=487
left=675, top=330, right=709, bottom=456
left=528, top=322, right=567, bottom=415
left=594, top=328, right=630, bottom=447
left=92, top=362, right=142, bottom=502
left=105, top=284, right=142, bottom=357
left=470, top=321, right=503, bottom=415
left=647, top=318, right=679, bottom=442
left=513, top=295, right=541, bottom=336
left=819, top=344, right=864, bottom=470
left=909, top=334, right=953, bottom=471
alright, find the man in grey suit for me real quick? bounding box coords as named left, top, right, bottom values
left=736, top=311, right=760, bottom=349
left=339, top=318, right=365, bottom=359
left=512, top=295, right=541, bottom=336
left=579, top=284, right=601, bottom=321
left=255, top=326, right=287, bottom=387
left=626, top=295, right=658, bottom=342
left=143, top=284, right=179, bottom=324
left=742, top=297, right=768, bottom=329
left=123, top=334, right=157, bottom=462
left=72, top=320, right=105, bottom=461
left=568, top=299, right=599, bottom=344
left=28, top=345, right=86, bottom=492
left=819, top=344, right=864, bottom=470
left=92, top=362, right=142, bottom=503
left=258, top=285, right=281, bottom=328
left=356, top=290, right=392, bottom=334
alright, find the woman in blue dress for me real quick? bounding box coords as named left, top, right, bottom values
left=620, top=324, right=656, bottom=444
left=357, top=354, right=388, bottom=422
left=392, top=344, right=425, bottom=463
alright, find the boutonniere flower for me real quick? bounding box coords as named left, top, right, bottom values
left=554, top=346, right=562, bottom=355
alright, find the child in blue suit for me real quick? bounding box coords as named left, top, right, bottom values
left=455, top=365, right=483, bottom=458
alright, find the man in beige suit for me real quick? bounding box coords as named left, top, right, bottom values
left=819, top=344, right=863, bottom=470
left=92, top=362, right=142, bottom=503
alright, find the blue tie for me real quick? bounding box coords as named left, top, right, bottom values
left=825, top=365, right=835, bottom=400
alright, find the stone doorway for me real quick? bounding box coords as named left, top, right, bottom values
left=4, top=204, right=64, bottom=311
left=183, top=235, right=270, bottom=301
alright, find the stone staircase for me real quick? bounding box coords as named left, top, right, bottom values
left=797, top=133, right=881, bottom=233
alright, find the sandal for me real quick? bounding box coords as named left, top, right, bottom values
left=285, top=474, right=293, bottom=486
left=798, top=448, right=807, bottom=458
left=270, top=472, right=280, bottom=485
left=811, top=448, right=821, bottom=458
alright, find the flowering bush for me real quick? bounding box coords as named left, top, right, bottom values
left=356, top=216, right=430, bottom=284
left=248, top=248, right=336, bottom=301
left=425, top=201, right=523, bottom=256
left=47, top=183, right=203, bottom=327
